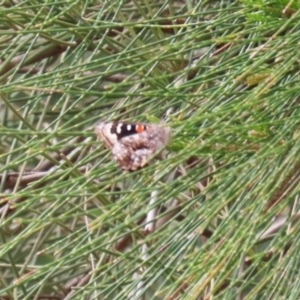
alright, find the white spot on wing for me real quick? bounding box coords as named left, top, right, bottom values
left=116, top=123, right=123, bottom=134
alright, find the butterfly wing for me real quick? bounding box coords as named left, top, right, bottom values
left=112, top=125, right=171, bottom=170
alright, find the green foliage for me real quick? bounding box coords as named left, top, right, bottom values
left=1, top=0, right=300, bottom=299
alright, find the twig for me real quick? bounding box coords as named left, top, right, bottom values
left=34, top=136, right=88, bottom=171
left=16, top=67, right=139, bottom=83
left=0, top=167, right=87, bottom=190
left=0, top=166, right=88, bottom=219
left=134, top=169, right=168, bottom=298
left=0, top=43, right=70, bottom=76
left=265, top=160, right=300, bottom=211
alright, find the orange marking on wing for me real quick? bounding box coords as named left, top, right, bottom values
left=136, top=124, right=144, bottom=133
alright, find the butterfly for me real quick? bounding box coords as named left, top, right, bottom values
left=95, top=121, right=171, bottom=171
